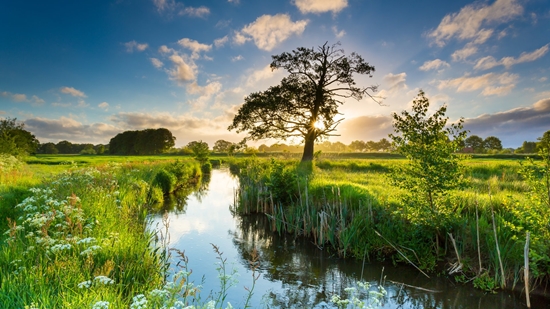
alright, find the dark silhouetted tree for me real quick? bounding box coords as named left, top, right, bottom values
left=229, top=42, right=378, bottom=162
left=213, top=140, right=234, bottom=153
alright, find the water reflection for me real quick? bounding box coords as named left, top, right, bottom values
left=151, top=169, right=540, bottom=309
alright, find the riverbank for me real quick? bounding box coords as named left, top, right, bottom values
left=229, top=156, right=550, bottom=296
left=0, top=156, right=201, bottom=308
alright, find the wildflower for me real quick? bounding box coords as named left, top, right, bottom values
left=92, top=301, right=109, bottom=309
left=49, top=243, right=72, bottom=253
left=80, top=245, right=101, bottom=256
left=94, top=275, right=115, bottom=285
left=78, top=280, right=92, bottom=289
left=130, top=294, right=148, bottom=309
left=76, top=237, right=96, bottom=245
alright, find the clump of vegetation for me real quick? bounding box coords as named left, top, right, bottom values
left=389, top=90, right=468, bottom=250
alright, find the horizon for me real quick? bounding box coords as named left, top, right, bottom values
left=1, top=0, right=549, bottom=149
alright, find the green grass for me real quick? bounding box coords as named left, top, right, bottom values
left=230, top=156, right=550, bottom=290
left=0, top=156, right=205, bottom=308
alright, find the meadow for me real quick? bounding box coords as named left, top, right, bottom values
left=230, top=154, right=550, bottom=295
left=1, top=153, right=548, bottom=308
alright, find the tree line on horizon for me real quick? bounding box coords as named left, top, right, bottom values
left=1, top=116, right=549, bottom=157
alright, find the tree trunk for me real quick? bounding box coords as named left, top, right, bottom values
left=301, top=130, right=315, bottom=162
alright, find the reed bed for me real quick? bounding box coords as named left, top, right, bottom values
left=230, top=156, right=550, bottom=292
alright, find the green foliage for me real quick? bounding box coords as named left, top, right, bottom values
left=212, top=139, right=234, bottom=153
left=153, top=169, right=177, bottom=195
left=389, top=90, right=468, bottom=225
left=0, top=117, right=40, bottom=157
left=201, top=161, right=212, bottom=173
left=229, top=42, right=377, bottom=162
left=484, top=136, right=503, bottom=151
left=465, top=135, right=484, bottom=153
left=109, top=128, right=175, bottom=155
left=187, top=140, right=210, bottom=164
left=264, top=159, right=298, bottom=206
left=473, top=272, right=498, bottom=293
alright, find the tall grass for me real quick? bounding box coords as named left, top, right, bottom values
left=0, top=158, right=203, bottom=308
left=230, top=157, right=550, bottom=291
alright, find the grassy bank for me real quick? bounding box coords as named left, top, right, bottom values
left=230, top=156, right=550, bottom=292
left=0, top=156, right=202, bottom=308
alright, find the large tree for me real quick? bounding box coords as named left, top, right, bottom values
left=464, top=135, right=484, bottom=153
left=483, top=136, right=503, bottom=151
left=229, top=42, right=377, bottom=162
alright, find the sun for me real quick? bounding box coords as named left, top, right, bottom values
left=314, top=120, right=324, bottom=130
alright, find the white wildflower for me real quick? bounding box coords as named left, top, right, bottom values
left=94, top=275, right=115, bottom=285
left=92, top=301, right=109, bottom=309
left=78, top=280, right=92, bottom=289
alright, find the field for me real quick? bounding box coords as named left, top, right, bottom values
left=1, top=153, right=548, bottom=307
left=230, top=154, right=550, bottom=294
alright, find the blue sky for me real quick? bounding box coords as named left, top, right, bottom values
left=1, top=0, right=549, bottom=148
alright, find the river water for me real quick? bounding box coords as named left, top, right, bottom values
left=150, top=168, right=545, bottom=308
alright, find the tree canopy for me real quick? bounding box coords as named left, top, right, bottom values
left=0, top=117, right=39, bottom=156
left=229, top=42, right=377, bottom=162
left=109, top=128, right=175, bottom=155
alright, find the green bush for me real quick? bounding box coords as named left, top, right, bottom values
left=152, top=169, right=177, bottom=195
left=201, top=162, right=212, bottom=173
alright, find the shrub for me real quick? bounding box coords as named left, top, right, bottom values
left=201, top=162, right=212, bottom=173
left=153, top=169, right=177, bottom=195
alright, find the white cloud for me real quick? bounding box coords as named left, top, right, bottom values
left=214, top=36, right=229, bottom=48
left=167, top=54, right=196, bottom=83
left=177, top=38, right=212, bottom=58
left=539, top=77, right=548, bottom=82
left=232, top=55, right=244, bottom=62
left=428, top=0, right=523, bottom=47
left=31, top=95, right=45, bottom=104
left=228, top=0, right=239, bottom=4
left=294, top=0, right=348, bottom=14
left=451, top=43, right=478, bottom=61
left=332, top=26, right=346, bottom=39
left=383, top=72, right=408, bottom=94
left=12, top=93, right=28, bottom=102
left=124, top=40, right=149, bottom=52
left=179, top=6, right=210, bottom=18
left=419, top=59, right=450, bottom=71
left=474, top=44, right=549, bottom=70
left=98, top=102, right=109, bottom=110
left=437, top=72, right=518, bottom=96
left=150, top=57, right=164, bottom=68
left=245, top=65, right=284, bottom=88
left=60, top=87, right=87, bottom=98
left=24, top=116, right=122, bottom=144
left=159, top=45, right=175, bottom=54
left=235, top=14, right=308, bottom=51
left=187, top=81, right=222, bottom=97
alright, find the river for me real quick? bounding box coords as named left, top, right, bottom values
left=150, top=168, right=544, bottom=308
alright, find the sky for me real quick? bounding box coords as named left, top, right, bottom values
left=1, top=0, right=549, bottom=149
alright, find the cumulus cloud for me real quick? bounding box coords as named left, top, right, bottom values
left=231, top=55, right=244, bottom=62
left=474, top=44, right=549, bottom=70
left=167, top=54, right=196, bottom=83
left=451, top=44, right=478, bottom=61
left=234, top=14, right=308, bottom=51
left=177, top=38, right=212, bottom=58
left=228, top=0, right=240, bottom=4
left=150, top=57, right=164, bottom=68
left=179, top=6, right=210, bottom=18
left=462, top=98, right=550, bottom=145
left=24, top=116, right=121, bottom=144
left=419, top=59, right=450, bottom=71
left=158, top=45, right=175, bottom=54
left=1, top=91, right=45, bottom=105
left=294, top=0, right=348, bottom=14
left=337, top=115, right=393, bottom=143
left=437, top=72, right=518, bottom=96
left=428, top=0, right=523, bottom=47
left=214, top=36, right=229, bottom=48
left=98, top=102, right=109, bottom=110
left=60, top=87, right=87, bottom=98
left=124, top=40, right=149, bottom=52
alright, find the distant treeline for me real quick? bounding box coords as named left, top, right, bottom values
left=27, top=127, right=550, bottom=156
